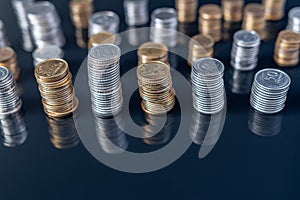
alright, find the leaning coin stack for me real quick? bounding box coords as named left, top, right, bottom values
left=191, top=58, right=225, bottom=114
left=0, top=47, right=20, bottom=80
left=242, top=3, right=266, bottom=40
left=124, top=0, right=149, bottom=26
left=274, top=30, right=300, bottom=67
left=32, top=45, right=64, bottom=66
left=88, top=44, right=123, bottom=117
left=35, top=59, right=78, bottom=118
left=198, top=4, right=222, bottom=42
left=231, top=30, right=261, bottom=71
left=287, top=7, right=300, bottom=34
left=188, top=34, right=215, bottom=66
left=250, top=68, right=291, bottom=114
left=137, top=62, right=176, bottom=115
left=176, top=0, right=198, bottom=23
left=137, top=42, right=169, bottom=65
left=221, top=0, right=244, bottom=22
left=88, top=32, right=116, bottom=50
left=0, top=20, right=9, bottom=48
left=263, top=0, right=286, bottom=21
left=27, top=1, right=65, bottom=47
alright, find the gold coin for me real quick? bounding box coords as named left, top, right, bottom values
left=138, top=42, right=168, bottom=59
left=199, top=4, right=222, bottom=20
left=137, top=61, right=170, bottom=81
left=0, top=47, right=14, bottom=63
left=244, top=3, right=265, bottom=17
left=278, top=30, right=300, bottom=45
left=88, top=32, right=116, bottom=49
left=35, top=58, right=69, bottom=82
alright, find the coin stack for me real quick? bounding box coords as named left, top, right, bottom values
left=191, top=58, right=225, bottom=114
left=221, top=0, right=244, bottom=22
left=250, top=68, right=291, bottom=114
left=32, top=45, right=64, bottom=66
left=176, top=0, right=198, bottom=23
left=0, top=20, right=9, bottom=48
left=188, top=34, right=215, bottom=66
left=242, top=3, right=266, bottom=40
left=231, top=30, right=261, bottom=71
left=137, top=42, right=169, bottom=65
left=0, top=47, right=20, bottom=81
left=88, top=44, right=123, bottom=117
left=11, top=0, right=34, bottom=52
left=88, top=32, right=116, bottom=50
left=229, top=68, right=255, bottom=94
left=124, top=0, right=149, bottom=26
left=35, top=59, right=78, bottom=118
left=274, top=30, right=300, bottom=67
left=27, top=1, right=65, bottom=48
left=263, top=0, right=286, bottom=21
left=137, top=62, right=176, bottom=115
left=287, top=7, right=300, bottom=33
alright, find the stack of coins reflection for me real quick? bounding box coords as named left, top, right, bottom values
left=242, top=3, right=266, bottom=40
left=11, top=0, right=34, bottom=51
left=263, top=0, right=286, bottom=21
left=250, top=68, right=291, bottom=114
left=229, top=68, right=255, bottom=94
left=287, top=7, right=300, bottom=33
left=176, top=0, right=198, bottom=23
left=188, top=34, right=214, bottom=66
left=27, top=1, right=65, bottom=48
left=0, top=20, right=9, bottom=48
left=137, top=62, right=175, bottom=115
left=0, top=47, right=20, bottom=80
left=88, top=44, right=123, bottom=117
left=221, top=0, right=244, bottom=22
left=88, top=32, right=116, bottom=50
left=191, top=58, right=225, bottom=114
left=137, top=42, right=169, bottom=65
left=150, top=8, right=178, bottom=47
left=35, top=59, right=78, bottom=118
left=124, top=0, right=149, bottom=26
left=223, top=21, right=242, bottom=40
left=231, top=30, right=261, bottom=71
left=274, top=30, right=300, bottom=67
left=198, top=4, right=222, bottom=42
left=32, top=45, right=64, bottom=66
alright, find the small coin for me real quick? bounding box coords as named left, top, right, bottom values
left=35, top=58, right=68, bottom=81
left=255, top=68, right=291, bottom=90
left=200, top=4, right=222, bottom=20
left=193, top=58, right=224, bottom=77
left=137, top=61, right=169, bottom=81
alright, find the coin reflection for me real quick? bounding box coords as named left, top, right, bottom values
left=229, top=67, right=255, bottom=95
left=126, top=26, right=149, bottom=47
left=264, top=21, right=284, bottom=41
left=223, top=21, right=241, bottom=41
left=75, top=28, right=89, bottom=49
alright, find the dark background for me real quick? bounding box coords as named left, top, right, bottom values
left=0, top=0, right=300, bottom=199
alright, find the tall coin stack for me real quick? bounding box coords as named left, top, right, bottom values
left=176, top=0, right=198, bottom=23
left=88, top=32, right=116, bottom=50
left=27, top=1, right=65, bottom=48
left=138, top=42, right=169, bottom=65
left=32, top=45, right=64, bottom=66
left=89, top=11, right=120, bottom=37
left=221, top=0, right=244, bottom=22
left=137, top=62, right=176, bottom=115
left=198, top=4, right=222, bottom=42
left=191, top=58, right=225, bottom=114
left=250, top=68, right=291, bottom=114
left=287, top=7, right=300, bottom=34
left=35, top=59, right=78, bottom=118
left=274, top=30, right=300, bottom=67
left=124, top=0, right=149, bottom=26
left=0, top=47, right=20, bottom=80
left=231, top=30, right=261, bottom=71
left=263, top=0, right=286, bottom=21
left=0, top=20, right=9, bottom=48
left=88, top=44, right=123, bottom=117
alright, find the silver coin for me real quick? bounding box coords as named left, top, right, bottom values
left=124, top=0, right=149, bottom=26
left=233, top=30, right=261, bottom=47
left=192, top=58, right=224, bottom=77
left=255, top=68, right=291, bottom=91
left=89, top=11, right=120, bottom=37
left=32, top=45, right=64, bottom=66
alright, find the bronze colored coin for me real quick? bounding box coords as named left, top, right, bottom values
left=199, top=4, right=222, bottom=20
left=278, top=30, right=300, bottom=45
left=190, top=34, right=215, bottom=49
left=138, top=42, right=168, bottom=59
left=137, top=61, right=170, bottom=81
left=0, top=47, right=14, bottom=63
left=35, top=58, right=69, bottom=82
left=244, top=3, right=265, bottom=17
left=88, top=32, right=116, bottom=49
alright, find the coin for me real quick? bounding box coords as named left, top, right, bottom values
left=32, top=45, right=64, bottom=66
left=35, top=58, right=68, bottom=82
left=222, top=0, right=244, bottom=22
left=0, top=47, right=20, bottom=80
left=124, top=0, right=149, bottom=26
left=88, top=32, right=116, bottom=49
left=176, top=0, right=198, bottom=23
left=263, top=0, right=286, bottom=21
left=89, top=11, right=120, bottom=37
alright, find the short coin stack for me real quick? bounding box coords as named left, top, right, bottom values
left=191, top=58, right=225, bottom=114
left=274, top=30, right=300, bottom=67
left=123, top=0, right=149, bottom=26
left=287, top=7, right=300, bottom=33
left=137, top=61, right=176, bottom=115
left=198, top=4, right=222, bottom=42
left=221, top=0, right=244, bottom=22
left=0, top=20, right=9, bottom=48
left=35, top=59, right=78, bottom=118
left=0, top=47, right=20, bottom=80
left=250, top=68, right=291, bottom=114
left=231, top=30, right=261, bottom=71
left=32, top=45, right=64, bottom=66
left=138, top=42, right=169, bottom=65
left=88, top=32, right=116, bottom=50
left=263, top=0, right=286, bottom=21
left=176, top=0, right=198, bottom=23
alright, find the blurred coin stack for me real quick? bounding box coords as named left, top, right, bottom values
left=137, top=62, right=176, bottom=115
left=11, top=0, right=34, bottom=51
left=124, top=0, right=149, bottom=26
left=221, top=0, right=244, bottom=22
left=0, top=20, right=9, bottom=48
left=0, top=47, right=20, bottom=80
left=138, top=42, right=169, bottom=65
left=250, top=68, right=291, bottom=114
left=231, top=30, right=261, bottom=71
left=32, top=45, right=64, bottom=66
left=242, top=3, right=266, bottom=40
left=198, top=4, right=222, bottom=42
left=274, top=30, right=300, bottom=67
left=150, top=8, right=178, bottom=47
left=263, top=0, right=286, bottom=21
left=176, top=0, right=198, bottom=23
left=35, top=59, right=78, bottom=118
left=88, top=32, right=116, bottom=50
left=88, top=44, right=123, bottom=117
left=191, top=58, right=225, bottom=114
left=27, top=1, right=65, bottom=48
left=287, top=7, right=300, bottom=33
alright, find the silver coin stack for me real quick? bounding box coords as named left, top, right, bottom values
left=150, top=8, right=178, bottom=47
left=27, top=1, right=65, bottom=48
left=88, top=44, right=123, bottom=117
left=287, top=7, right=300, bottom=33
left=191, top=58, right=225, bottom=114
left=231, top=30, right=261, bottom=71
left=11, top=0, right=34, bottom=52
left=250, top=68, right=291, bottom=114
left=32, top=45, right=64, bottom=66
left=0, top=20, right=9, bottom=48
left=124, top=0, right=149, bottom=26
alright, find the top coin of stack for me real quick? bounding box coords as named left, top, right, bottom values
left=0, top=47, right=20, bottom=81
left=70, top=0, right=94, bottom=29
left=88, top=32, right=116, bottom=49
left=263, top=0, right=286, bottom=21
left=137, top=42, right=169, bottom=65
left=287, top=7, right=300, bottom=34
left=123, top=0, right=149, bottom=26
left=221, top=0, right=244, bottom=22
left=176, top=0, right=198, bottom=23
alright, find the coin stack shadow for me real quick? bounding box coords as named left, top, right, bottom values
left=0, top=47, right=20, bottom=81
left=287, top=7, right=300, bottom=33
left=88, top=32, right=117, bottom=50
left=124, top=0, right=149, bottom=26
left=263, top=0, right=286, bottom=21
left=89, top=11, right=120, bottom=37
left=222, top=0, right=244, bottom=22
left=176, top=0, right=198, bottom=23
left=0, top=20, right=10, bottom=48
left=138, top=42, right=169, bottom=65
left=32, top=45, right=64, bottom=67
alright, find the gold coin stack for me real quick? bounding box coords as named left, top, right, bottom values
left=263, top=0, right=286, bottom=21
left=88, top=32, right=116, bottom=49
left=188, top=34, right=214, bottom=66
left=137, top=42, right=169, bottom=65
left=242, top=3, right=266, bottom=40
left=35, top=58, right=79, bottom=118
left=176, top=0, right=198, bottom=23
left=222, top=0, right=244, bottom=22
left=0, top=47, right=20, bottom=81
left=198, top=4, right=222, bottom=42
left=274, top=30, right=300, bottom=67
left=137, top=61, right=175, bottom=115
